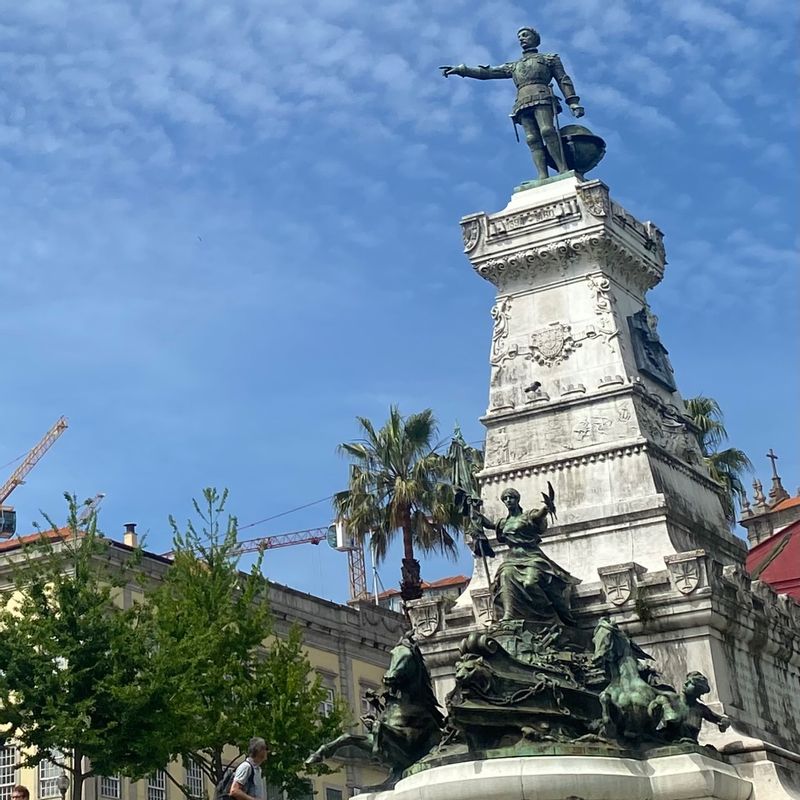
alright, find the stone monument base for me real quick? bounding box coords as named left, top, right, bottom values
left=353, top=752, right=751, bottom=800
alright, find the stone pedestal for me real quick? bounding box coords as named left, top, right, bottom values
left=404, top=177, right=800, bottom=798
left=460, top=175, right=744, bottom=583
left=353, top=753, right=753, bottom=800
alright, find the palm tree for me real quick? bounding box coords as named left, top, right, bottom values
left=685, top=395, right=753, bottom=523
left=334, top=407, right=458, bottom=603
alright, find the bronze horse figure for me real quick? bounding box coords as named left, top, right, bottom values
left=592, top=617, right=665, bottom=740
left=306, top=632, right=444, bottom=787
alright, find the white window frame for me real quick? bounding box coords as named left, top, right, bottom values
left=184, top=760, right=203, bottom=800
left=147, top=770, right=167, bottom=800
left=359, top=682, right=379, bottom=733
left=325, top=788, right=343, bottom=800
left=38, top=752, right=64, bottom=799
left=99, top=775, right=121, bottom=800
left=0, top=748, right=18, bottom=800
left=317, top=672, right=337, bottom=718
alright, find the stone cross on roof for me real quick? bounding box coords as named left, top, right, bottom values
left=766, top=448, right=790, bottom=504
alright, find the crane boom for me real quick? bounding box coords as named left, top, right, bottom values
left=233, top=526, right=330, bottom=555
left=233, top=523, right=369, bottom=601
left=0, top=416, right=68, bottom=505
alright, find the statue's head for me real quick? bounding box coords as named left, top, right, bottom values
left=683, top=671, right=711, bottom=698
left=517, top=27, right=541, bottom=51
left=500, top=487, right=521, bottom=512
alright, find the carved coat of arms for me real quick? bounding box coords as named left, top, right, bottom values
left=408, top=602, right=441, bottom=638
left=669, top=560, right=700, bottom=595
left=529, top=322, right=577, bottom=367
left=601, top=570, right=633, bottom=606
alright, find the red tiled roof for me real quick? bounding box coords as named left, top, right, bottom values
left=0, top=528, right=75, bottom=552
left=378, top=574, right=470, bottom=600
left=770, top=495, right=800, bottom=513
left=746, top=518, right=800, bottom=600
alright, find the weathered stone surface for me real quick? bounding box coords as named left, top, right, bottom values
left=353, top=751, right=753, bottom=800
left=462, top=175, right=743, bottom=586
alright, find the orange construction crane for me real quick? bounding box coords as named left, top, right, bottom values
left=235, top=521, right=368, bottom=602
left=0, top=416, right=69, bottom=538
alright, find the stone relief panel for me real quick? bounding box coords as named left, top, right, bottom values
left=485, top=427, right=511, bottom=467
left=489, top=362, right=524, bottom=412
left=485, top=196, right=581, bottom=239
left=635, top=397, right=701, bottom=465
left=484, top=399, right=641, bottom=469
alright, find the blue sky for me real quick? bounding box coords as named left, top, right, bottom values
left=2, top=0, right=798, bottom=605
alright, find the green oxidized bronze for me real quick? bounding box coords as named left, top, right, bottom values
left=440, top=27, right=606, bottom=179
left=592, top=617, right=730, bottom=744
left=439, top=487, right=732, bottom=756
left=471, top=485, right=578, bottom=624
left=311, top=486, right=735, bottom=781
left=306, top=631, right=444, bottom=790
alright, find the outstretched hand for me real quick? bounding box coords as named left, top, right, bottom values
left=570, top=104, right=585, bottom=118
left=439, top=65, right=461, bottom=77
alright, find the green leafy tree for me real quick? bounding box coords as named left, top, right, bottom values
left=0, top=496, right=164, bottom=800
left=685, top=395, right=753, bottom=523
left=145, top=488, right=345, bottom=799
left=334, top=407, right=459, bottom=602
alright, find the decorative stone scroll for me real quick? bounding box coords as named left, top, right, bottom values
left=664, top=550, right=712, bottom=596
left=597, top=562, right=647, bottom=606
left=471, top=230, right=664, bottom=293
left=587, top=273, right=619, bottom=352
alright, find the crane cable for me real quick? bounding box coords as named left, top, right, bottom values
left=237, top=438, right=485, bottom=531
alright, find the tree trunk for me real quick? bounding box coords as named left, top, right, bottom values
left=399, top=519, right=422, bottom=603
left=72, top=748, right=85, bottom=800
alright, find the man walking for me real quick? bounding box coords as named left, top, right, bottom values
left=229, top=738, right=269, bottom=800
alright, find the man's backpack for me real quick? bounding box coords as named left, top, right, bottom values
left=214, top=760, right=254, bottom=800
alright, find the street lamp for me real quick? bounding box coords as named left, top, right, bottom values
left=56, top=771, right=70, bottom=800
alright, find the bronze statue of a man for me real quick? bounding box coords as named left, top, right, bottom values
left=441, top=27, right=585, bottom=180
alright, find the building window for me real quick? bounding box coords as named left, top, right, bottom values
left=99, top=776, right=121, bottom=800
left=317, top=674, right=336, bottom=718
left=325, top=789, right=343, bottom=800
left=294, top=782, right=313, bottom=800
left=264, top=785, right=283, bottom=800
left=184, top=760, right=203, bottom=799
left=147, top=770, right=166, bottom=800
left=38, top=753, right=64, bottom=799
left=359, top=683, right=379, bottom=733
left=0, top=748, right=17, bottom=800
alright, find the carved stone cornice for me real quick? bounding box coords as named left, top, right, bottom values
left=479, top=441, right=647, bottom=484
left=468, top=229, right=664, bottom=294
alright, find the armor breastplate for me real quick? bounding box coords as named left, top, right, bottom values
left=511, top=54, right=552, bottom=88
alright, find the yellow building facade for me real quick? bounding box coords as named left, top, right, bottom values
left=0, top=530, right=406, bottom=800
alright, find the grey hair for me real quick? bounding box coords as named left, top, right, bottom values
left=247, top=737, right=267, bottom=756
